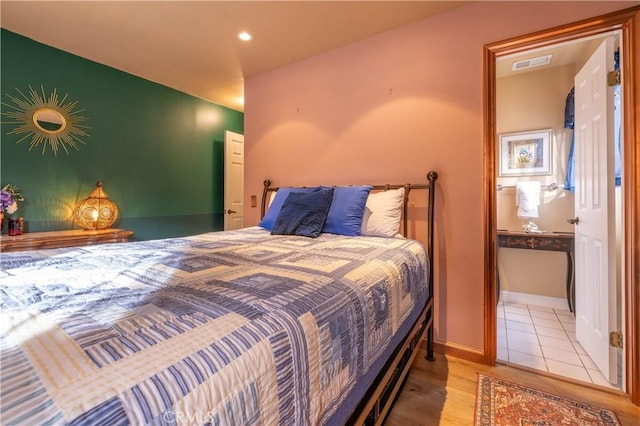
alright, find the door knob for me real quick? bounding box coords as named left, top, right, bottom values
left=226, top=209, right=237, bottom=214
left=567, top=217, right=579, bottom=225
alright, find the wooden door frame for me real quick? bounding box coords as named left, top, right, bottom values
left=483, top=6, right=640, bottom=404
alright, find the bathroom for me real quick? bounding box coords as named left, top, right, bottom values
left=494, top=32, right=624, bottom=388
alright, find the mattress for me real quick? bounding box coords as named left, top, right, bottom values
left=0, top=227, right=429, bottom=425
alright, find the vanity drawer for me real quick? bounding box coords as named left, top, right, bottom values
left=497, top=232, right=574, bottom=252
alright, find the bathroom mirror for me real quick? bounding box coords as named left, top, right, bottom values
left=1, top=85, right=90, bottom=156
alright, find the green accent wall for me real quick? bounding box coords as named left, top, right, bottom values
left=0, top=29, right=243, bottom=240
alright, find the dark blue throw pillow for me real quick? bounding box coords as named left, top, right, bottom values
left=322, top=185, right=373, bottom=236
left=259, top=187, right=321, bottom=230
left=271, top=188, right=334, bottom=238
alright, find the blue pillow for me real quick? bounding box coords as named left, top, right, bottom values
left=271, top=188, right=334, bottom=238
left=259, top=187, right=321, bottom=230
left=322, top=185, right=373, bottom=236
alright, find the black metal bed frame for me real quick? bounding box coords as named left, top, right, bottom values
left=260, top=171, right=438, bottom=425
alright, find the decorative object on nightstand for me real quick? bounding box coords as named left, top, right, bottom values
left=1, top=183, right=25, bottom=234
left=72, top=181, right=119, bottom=230
left=7, top=218, right=23, bottom=236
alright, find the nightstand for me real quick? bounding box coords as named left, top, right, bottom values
left=0, top=228, right=134, bottom=252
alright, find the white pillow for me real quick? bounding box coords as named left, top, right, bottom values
left=361, top=187, right=405, bottom=237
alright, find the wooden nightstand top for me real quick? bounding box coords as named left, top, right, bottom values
left=0, top=228, right=134, bottom=252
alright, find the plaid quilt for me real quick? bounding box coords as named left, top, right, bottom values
left=0, top=227, right=428, bottom=425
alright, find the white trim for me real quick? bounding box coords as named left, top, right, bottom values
left=499, top=290, right=570, bottom=311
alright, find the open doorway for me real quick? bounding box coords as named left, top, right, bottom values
left=224, top=130, right=245, bottom=231
left=483, top=7, right=640, bottom=405
left=494, top=32, right=622, bottom=388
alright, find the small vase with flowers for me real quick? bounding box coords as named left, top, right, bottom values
left=1, top=184, right=25, bottom=234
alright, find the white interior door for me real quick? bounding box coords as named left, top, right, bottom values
left=224, top=131, right=244, bottom=231
left=574, top=38, right=617, bottom=382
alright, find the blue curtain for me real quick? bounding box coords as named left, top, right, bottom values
left=614, top=50, right=622, bottom=186
left=563, top=88, right=575, bottom=191
left=564, top=49, right=621, bottom=192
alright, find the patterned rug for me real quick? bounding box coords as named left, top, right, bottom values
left=474, top=374, right=621, bottom=425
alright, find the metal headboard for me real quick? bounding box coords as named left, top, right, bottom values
left=260, top=171, right=438, bottom=262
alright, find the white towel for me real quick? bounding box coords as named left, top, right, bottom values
left=516, top=181, right=541, bottom=218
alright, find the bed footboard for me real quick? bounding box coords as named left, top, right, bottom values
left=350, top=298, right=434, bottom=425
left=349, top=171, right=438, bottom=425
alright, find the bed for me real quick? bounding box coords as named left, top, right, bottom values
left=0, top=171, right=438, bottom=425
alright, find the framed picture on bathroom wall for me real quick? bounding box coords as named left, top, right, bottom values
left=499, top=129, right=552, bottom=176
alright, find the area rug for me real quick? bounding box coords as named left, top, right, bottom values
left=474, top=373, right=621, bottom=425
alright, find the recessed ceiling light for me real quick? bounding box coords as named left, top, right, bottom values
left=238, top=32, right=252, bottom=41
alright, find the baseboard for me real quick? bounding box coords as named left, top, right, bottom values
left=500, top=290, right=570, bottom=311
left=433, top=340, right=487, bottom=364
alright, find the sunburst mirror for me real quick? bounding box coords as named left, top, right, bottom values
left=1, top=85, right=90, bottom=155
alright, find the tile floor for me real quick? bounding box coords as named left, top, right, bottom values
left=497, top=300, right=617, bottom=389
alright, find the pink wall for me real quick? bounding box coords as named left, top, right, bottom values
left=244, top=1, right=637, bottom=354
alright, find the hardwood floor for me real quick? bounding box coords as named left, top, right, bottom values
left=386, top=349, right=640, bottom=425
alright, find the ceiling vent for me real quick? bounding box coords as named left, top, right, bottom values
left=512, top=54, right=553, bottom=71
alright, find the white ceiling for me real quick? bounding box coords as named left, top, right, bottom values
left=496, top=34, right=612, bottom=78
left=0, top=1, right=470, bottom=112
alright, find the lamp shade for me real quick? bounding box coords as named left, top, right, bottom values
left=72, top=181, right=119, bottom=230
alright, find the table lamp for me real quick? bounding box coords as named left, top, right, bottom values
left=72, top=181, right=119, bottom=230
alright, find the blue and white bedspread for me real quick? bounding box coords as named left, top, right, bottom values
left=0, top=227, right=429, bottom=425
